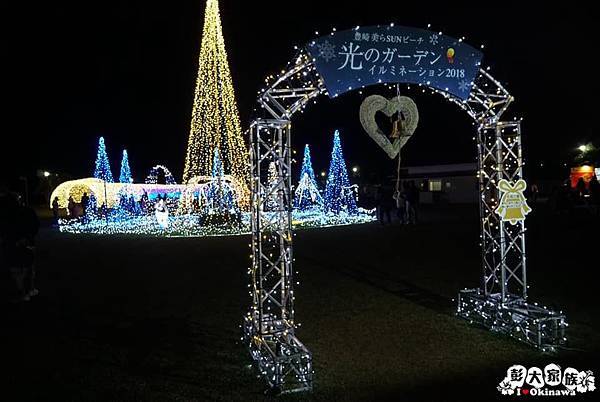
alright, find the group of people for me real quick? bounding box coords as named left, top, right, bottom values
left=52, top=190, right=170, bottom=225
left=52, top=192, right=101, bottom=224
left=375, top=180, right=420, bottom=225
left=0, top=190, right=39, bottom=303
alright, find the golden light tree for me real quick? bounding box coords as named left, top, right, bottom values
left=183, top=0, right=249, bottom=206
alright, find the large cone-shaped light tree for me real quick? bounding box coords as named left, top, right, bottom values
left=324, top=130, right=358, bottom=214
left=183, top=0, right=249, bottom=207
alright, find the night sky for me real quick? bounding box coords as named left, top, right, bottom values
left=4, top=1, right=597, bottom=187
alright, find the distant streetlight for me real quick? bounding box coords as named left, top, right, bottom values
left=578, top=144, right=589, bottom=153
left=352, top=166, right=359, bottom=173
left=43, top=171, right=51, bottom=177
left=320, top=171, right=326, bottom=177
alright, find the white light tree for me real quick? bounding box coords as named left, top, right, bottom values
left=294, top=144, right=323, bottom=210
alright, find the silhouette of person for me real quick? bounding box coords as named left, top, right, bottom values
left=52, top=196, right=60, bottom=225
left=67, top=196, right=75, bottom=218
left=576, top=177, right=586, bottom=199
left=3, top=194, right=39, bottom=302
left=379, top=184, right=394, bottom=225
left=406, top=181, right=419, bottom=224
left=81, top=192, right=90, bottom=219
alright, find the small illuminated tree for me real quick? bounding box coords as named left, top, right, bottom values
left=294, top=144, right=323, bottom=210
left=119, top=149, right=133, bottom=183
left=324, top=130, right=358, bottom=214
left=93, top=137, right=114, bottom=183
left=207, top=148, right=235, bottom=213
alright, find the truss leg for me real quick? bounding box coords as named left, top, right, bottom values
left=243, top=119, right=312, bottom=393
left=457, top=121, right=567, bottom=350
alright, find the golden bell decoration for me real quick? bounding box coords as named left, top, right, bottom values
left=495, top=179, right=532, bottom=225
left=390, top=115, right=404, bottom=139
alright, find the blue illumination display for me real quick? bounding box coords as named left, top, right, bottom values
left=324, top=130, right=358, bottom=214
left=93, top=137, right=114, bottom=182
left=294, top=144, right=323, bottom=211
left=119, top=149, right=133, bottom=184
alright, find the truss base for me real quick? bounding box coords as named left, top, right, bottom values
left=243, top=314, right=313, bottom=393
left=457, top=289, right=567, bottom=351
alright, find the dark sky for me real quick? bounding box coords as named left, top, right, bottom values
left=4, top=1, right=598, bottom=185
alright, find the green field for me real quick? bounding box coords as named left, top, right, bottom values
left=2, top=205, right=598, bottom=401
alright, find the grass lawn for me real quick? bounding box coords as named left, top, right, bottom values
left=2, top=204, right=598, bottom=401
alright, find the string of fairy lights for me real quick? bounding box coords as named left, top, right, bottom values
left=182, top=0, right=250, bottom=209
left=56, top=130, right=374, bottom=236
left=46, top=2, right=572, bottom=393
left=240, top=22, right=569, bottom=392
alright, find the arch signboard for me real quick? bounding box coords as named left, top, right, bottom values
left=306, top=25, right=483, bottom=100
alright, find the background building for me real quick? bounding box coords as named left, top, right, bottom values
left=400, top=163, right=478, bottom=204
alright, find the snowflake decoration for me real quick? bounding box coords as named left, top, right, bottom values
left=458, top=80, right=471, bottom=92
left=429, top=34, right=439, bottom=45
left=317, top=40, right=336, bottom=62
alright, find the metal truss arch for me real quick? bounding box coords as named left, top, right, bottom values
left=243, top=45, right=566, bottom=394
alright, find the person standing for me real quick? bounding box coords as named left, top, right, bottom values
left=52, top=196, right=60, bottom=226
left=4, top=194, right=39, bottom=302
left=80, top=192, right=90, bottom=219
left=406, top=181, right=419, bottom=224
left=530, top=183, right=540, bottom=205
left=67, top=196, right=75, bottom=219
left=20, top=201, right=39, bottom=300
left=380, top=184, right=394, bottom=225
left=576, top=177, right=587, bottom=201
left=395, top=183, right=408, bottom=224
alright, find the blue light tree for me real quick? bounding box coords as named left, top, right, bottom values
left=324, top=130, right=358, bottom=214
left=206, top=148, right=235, bottom=212
left=212, top=147, right=225, bottom=178
left=119, top=149, right=133, bottom=183
left=93, top=137, right=114, bottom=182
left=294, top=144, right=323, bottom=210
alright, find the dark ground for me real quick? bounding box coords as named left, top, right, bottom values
left=1, top=204, right=598, bottom=401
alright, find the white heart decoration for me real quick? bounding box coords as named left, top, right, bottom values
left=359, top=95, right=419, bottom=159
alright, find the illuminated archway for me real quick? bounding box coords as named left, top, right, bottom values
left=178, top=174, right=247, bottom=213
left=50, top=178, right=111, bottom=208
left=145, top=165, right=177, bottom=185
left=242, top=25, right=566, bottom=393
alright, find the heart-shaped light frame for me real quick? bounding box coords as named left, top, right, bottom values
left=359, top=95, right=419, bottom=159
